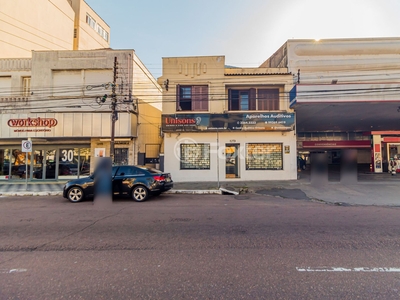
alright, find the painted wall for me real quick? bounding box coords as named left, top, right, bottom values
left=0, top=0, right=109, bottom=58
left=164, top=131, right=297, bottom=182
left=281, top=38, right=400, bottom=84
left=71, top=0, right=110, bottom=50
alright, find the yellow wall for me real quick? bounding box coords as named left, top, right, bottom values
left=73, top=0, right=110, bottom=50
left=133, top=55, right=163, bottom=156
left=158, top=55, right=293, bottom=114
left=0, top=0, right=110, bottom=59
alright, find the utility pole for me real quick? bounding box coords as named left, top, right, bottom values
left=110, top=57, right=118, bottom=164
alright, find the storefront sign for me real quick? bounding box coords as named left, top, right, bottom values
left=301, top=140, right=370, bottom=149
left=162, top=113, right=295, bottom=132
left=8, top=117, right=58, bottom=128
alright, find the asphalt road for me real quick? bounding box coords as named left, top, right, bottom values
left=1, top=193, right=400, bottom=299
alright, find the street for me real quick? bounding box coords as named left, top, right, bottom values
left=1, top=193, right=400, bottom=299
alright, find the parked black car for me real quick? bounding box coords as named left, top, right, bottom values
left=63, top=165, right=173, bottom=203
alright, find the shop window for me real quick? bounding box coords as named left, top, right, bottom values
left=176, top=85, right=208, bottom=111
left=0, top=149, right=11, bottom=179
left=246, top=143, right=283, bottom=170
left=228, top=88, right=280, bottom=111
left=79, top=148, right=91, bottom=176
left=180, top=144, right=210, bottom=170
left=114, top=148, right=129, bottom=165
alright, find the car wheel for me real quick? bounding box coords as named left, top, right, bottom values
left=131, top=185, right=148, bottom=202
left=67, top=187, right=84, bottom=203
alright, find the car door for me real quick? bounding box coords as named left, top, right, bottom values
left=112, top=166, right=135, bottom=196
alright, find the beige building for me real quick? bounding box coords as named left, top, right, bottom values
left=0, top=49, right=162, bottom=181
left=0, top=0, right=110, bottom=58
left=158, top=56, right=297, bottom=182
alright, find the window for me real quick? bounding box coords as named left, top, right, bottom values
left=86, top=14, right=96, bottom=29
left=258, top=89, right=279, bottom=110
left=22, top=77, right=31, bottom=97
left=246, top=143, right=283, bottom=170
left=228, top=88, right=280, bottom=111
left=180, top=144, right=210, bottom=169
left=114, top=148, right=129, bottom=165
left=176, top=85, right=208, bottom=111
left=116, top=166, right=135, bottom=176
left=86, top=14, right=109, bottom=41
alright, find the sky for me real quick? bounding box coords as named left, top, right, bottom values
left=85, top=0, right=400, bottom=78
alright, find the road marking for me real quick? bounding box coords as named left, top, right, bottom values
left=0, top=269, right=27, bottom=274
left=297, top=267, right=400, bottom=272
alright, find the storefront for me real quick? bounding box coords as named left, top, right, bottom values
left=0, top=112, right=137, bottom=181
left=371, top=132, right=400, bottom=173
left=161, top=112, right=297, bottom=182
left=0, top=144, right=91, bottom=181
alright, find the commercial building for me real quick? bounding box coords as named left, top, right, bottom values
left=263, top=38, right=400, bottom=174
left=0, top=0, right=110, bottom=58
left=158, top=56, right=296, bottom=182
left=0, top=49, right=162, bottom=181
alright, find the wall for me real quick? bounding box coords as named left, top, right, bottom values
left=72, top=0, right=110, bottom=50
left=133, top=55, right=163, bottom=159
left=164, top=131, right=297, bottom=182
left=284, top=38, right=400, bottom=84
left=0, top=0, right=75, bottom=58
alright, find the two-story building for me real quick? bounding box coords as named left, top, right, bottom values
left=0, top=49, right=162, bottom=181
left=158, top=56, right=297, bottom=182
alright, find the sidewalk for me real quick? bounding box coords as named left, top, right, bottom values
left=0, top=171, right=399, bottom=206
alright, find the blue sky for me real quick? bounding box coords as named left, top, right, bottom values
left=86, top=0, right=400, bottom=78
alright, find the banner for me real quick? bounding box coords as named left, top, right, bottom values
left=162, top=113, right=295, bottom=132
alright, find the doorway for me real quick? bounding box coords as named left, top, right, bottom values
left=225, top=144, right=240, bottom=178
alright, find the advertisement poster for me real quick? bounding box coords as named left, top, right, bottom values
left=94, top=148, right=106, bottom=157
left=162, top=113, right=295, bottom=132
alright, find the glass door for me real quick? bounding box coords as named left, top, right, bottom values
left=45, top=149, right=57, bottom=179
left=32, top=150, right=44, bottom=179
left=225, top=144, right=240, bottom=178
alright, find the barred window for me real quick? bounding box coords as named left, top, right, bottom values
left=180, top=144, right=210, bottom=169
left=246, top=143, right=283, bottom=170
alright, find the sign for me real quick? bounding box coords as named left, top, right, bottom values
left=61, top=149, right=74, bottom=162
left=301, top=140, right=370, bottom=149
left=284, top=145, right=290, bottom=154
left=95, top=148, right=106, bottom=157
left=21, top=140, right=32, bottom=152
left=162, top=113, right=295, bottom=132
left=8, top=117, right=58, bottom=128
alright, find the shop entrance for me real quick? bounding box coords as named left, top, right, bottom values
left=0, top=146, right=91, bottom=181
left=225, top=144, right=240, bottom=178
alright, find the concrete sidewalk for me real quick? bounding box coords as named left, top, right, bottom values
left=0, top=171, right=399, bottom=206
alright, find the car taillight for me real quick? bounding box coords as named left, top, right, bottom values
left=153, top=175, right=165, bottom=182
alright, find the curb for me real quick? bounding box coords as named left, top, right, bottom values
left=0, top=192, right=63, bottom=197
left=0, top=190, right=222, bottom=197
left=166, top=189, right=222, bottom=195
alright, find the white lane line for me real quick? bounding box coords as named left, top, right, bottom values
left=0, top=269, right=27, bottom=274
left=297, top=267, right=400, bottom=272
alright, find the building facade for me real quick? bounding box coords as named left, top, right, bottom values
left=262, top=38, right=400, bottom=174
left=0, top=0, right=110, bottom=58
left=0, top=49, right=162, bottom=181
left=158, top=56, right=297, bottom=182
